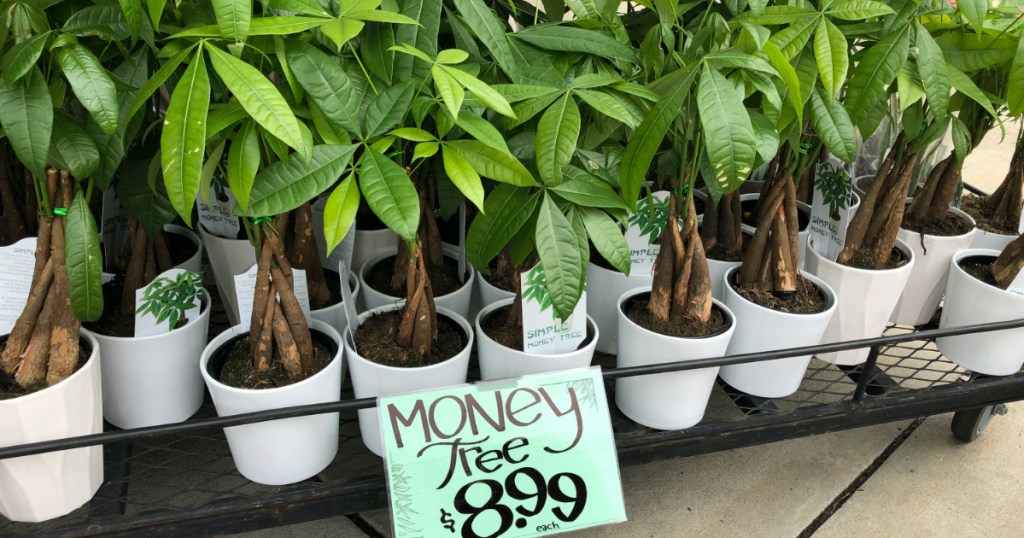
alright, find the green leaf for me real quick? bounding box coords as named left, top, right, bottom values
left=1007, top=32, right=1024, bottom=116
left=743, top=5, right=817, bottom=24
left=161, top=49, right=210, bottom=225
left=117, top=173, right=175, bottom=238
left=213, top=0, right=251, bottom=39
left=124, top=44, right=194, bottom=126
left=748, top=110, right=780, bottom=162
left=507, top=92, right=563, bottom=129
left=535, top=193, right=582, bottom=320
left=513, top=25, right=637, bottom=62
left=937, top=33, right=1016, bottom=73
left=575, top=89, right=640, bottom=128
left=446, top=140, right=538, bottom=186
left=698, top=65, right=756, bottom=193
left=360, top=149, right=420, bottom=245
left=413, top=141, right=439, bottom=161
left=436, top=49, right=469, bottom=65
left=441, top=146, right=485, bottom=211
left=148, top=0, right=166, bottom=28
left=320, top=18, right=364, bottom=50
left=323, top=176, right=360, bottom=255
left=391, top=127, right=435, bottom=142
left=705, top=50, right=778, bottom=74
left=396, top=0, right=441, bottom=80
left=767, top=16, right=816, bottom=60
left=814, top=19, right=848, bottom=99
left=206, top=102, right=248, bottom=140
left=442, top=66, right=517, bottom=118
left=492, top=84, right=561, bottom=102
left=249, top=16, right=329, bottom=35
left=2, top=32, right=47, bottom=85
left=845, top=24, right=910, bottom=136
left=764, top=42, right=802, bottom=125
left=119, top=0, right=143, bottom=42
left=432, top=65, right=464, bottom=118
left=824, top=0, right=895, bottom=20
left=956, top=0, right=989, bottom=34
left=581, top=207, right=629, bottom=275
left=454, top=113, right=509, bottom=152
left=0, top=68, right=51, bottom=183
left=270, top=0, right=330, bottom=16
left=63, top=5, right=131, bottom=41
left=228, top=120, right=259, bottom=210
left=620, top=66, right=697, bottom=209
left=206, top=44, right=307, bottom=158
left=363, top=79, right=415, bottom=138
left=287, top=41, right=363, bottom=137
left=58, top=44, right=119, bottom=135
left=536, top=93, right=580, bottom=186
left=66, top=191, right=103, bottom=322
left=915, top=22, right=949, bottom=121
left=809, top=88, right=857, bottom=163
left=551, top=177, right=629, bottom=210
left=951, top=117, right=970, bottom=165
left=466, top=184, right=539, bottom=270
left=50, top=111, right=99, bottom=179
left=947, top=65, right=997, bottom=119
left=450, top=0, right=519, bottom=77
left=240, top=144, right=358, bottom=217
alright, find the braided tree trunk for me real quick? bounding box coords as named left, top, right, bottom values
left=737, top=174, right=799, bottom=296
left=0, top=170, right=80, bottom=388
left=904, top=151, right=961, bottom=227
left=984, top=132, right=1024, bottom=229
left=0, top=148, right=28, bottom=246
left=248, top=217, right=316, bottom=382
left=837, top=133, right=920, bottom=267
left=119, top=218, right=173, bottom=314
left=699, top=191, right=742, bottom=257
left=647, top=190, right=712, bottom=324
left=284, top=202, right=332, bottom=309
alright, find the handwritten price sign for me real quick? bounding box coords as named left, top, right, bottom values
left=379, top=368, right=626, bottom=538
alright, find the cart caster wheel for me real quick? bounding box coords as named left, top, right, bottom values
left=951, top=404, right=1008, bottom=442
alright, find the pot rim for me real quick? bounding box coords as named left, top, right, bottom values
left=359, top=246, right=474, bottom=299
left=899, top=201, right=977, bottom=239
left=0, top=331, right=100, bottom=407
left=200, top=319, right=342, bottom=396
left=616, top=286, right=736, bottom=341
left=84, top=288, right=212, bottom=343
left=949, top=249, right=1024, bottom=301
left=722, top=266, right=838, bottom=318
left=344, top=304, right=474, bottom=373
left=475, top=297, right=599, bottom=358
left=198, top=223, right=247, bottom=243
left=806, top=236, right=915, bottom=275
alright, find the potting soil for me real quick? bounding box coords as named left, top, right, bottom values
left=354, top=310, right=466, bottom=367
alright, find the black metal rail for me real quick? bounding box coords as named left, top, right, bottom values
left=3, top=313, right=1024, bottom=536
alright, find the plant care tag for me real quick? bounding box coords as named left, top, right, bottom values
left=197, top=185, right=241, bottom=239
left=134, top=268, right=203, bottom=337
left=378, top=367, right=627, bottom=538
left=311, top=196, right=356, bottom=271
left=809, top=162, right=854, bottom=262
left=520, top=265, right=587, bottom=355
left=0, top=238, right=37, bottom=336
left=339, top=260, right=360, bottom=344
left=624, top=191, right=675, bottom=276
left=234, top=264, right=311, bottom=330
left=101, top=189, right=131, bottom=266
left=1007, top=268, right=1024, bottom=297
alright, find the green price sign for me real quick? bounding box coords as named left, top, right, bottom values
left=378, top=367, right=626, bottom=538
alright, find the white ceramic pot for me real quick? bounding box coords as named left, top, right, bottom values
left=352, top=227, right=399, bottom=278
left=87, top=290, right=211, bottom=430
left=615, top=288, right=735, bottom=430
left=199, top=225, right=256, bottom=327
left=585, top=262, right=653, bottom=354
left=806, top=237, right=915, bottom=365
left=476, top=298, right=598, bottom=380
left=890, top=206, right=976, bottom=326
left=938, top=249, right=1024, bottom=375
left=719, top=267, right=838, bottom=398
left=200, top=320, right=343, bottom=485
left=470, top=270, right=516, bottom=323
left=345, top=305, right=472, bottom=456
left=310, top=271, right=361, bottom=336
left=164, top=224, right=203, bottom=273
left=359, top=246, right=474, bottom=320
left=0, top=333, right=103, bottom=522
left=971, top=228, right=1016, bottom=251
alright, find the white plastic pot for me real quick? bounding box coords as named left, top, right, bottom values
left=199, top=225, right=256, bottom=327
left=352, top=227, right=399, bottom=278
left=345, top=305, right=472, bottom=456
left=971, top=228, right=1016, bottom=251
left=310, top=271, right=361, bottom=336
left=805, top=237, right=915, bottom=365
left=0, top=333, right=103, bottom=522
left=719, top=267, right=837, bottom=398
left=476, top=298, right=598, bottom=380
left=200, top=319, right=343, bottom=485
left=87, top=290, right=211, bottom=430
left=890, top=206, right=975, bottom=326
left=359, top=246, right=474, bottom=320
left=615, top=288, right=735, bottom=430
left=937, top=249, right=1024, bottom=375
left=585, top=262, right=653, bottom=354
left=470, top=270, right=516, bottom=323
left=164, top=224, right=203, bottom=273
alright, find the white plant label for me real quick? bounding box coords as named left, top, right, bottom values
left=197, top=185, right=241, bottom=239
left=101, top=189, right=131, bottom=264
left=1018, top=204, right=1024, bottom=234
left=134, top=268, right=202, bottom=337
left=0, top=238, right=37, bottom=336
left=311, top=196, right=356, bottom=271
left=520, top=265, right=587, bottom=355
left=809, top=162, right=854, bottom=262
left=624, top=191, right=674, bottom=276
left=1008, top=268, right=1024, bottom=297
left=234, top=264, right=311, bottom=330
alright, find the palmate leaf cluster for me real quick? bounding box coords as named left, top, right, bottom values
left=816, top=163, right=851, bottom=215
left=137, top=271, right=203, bottom=332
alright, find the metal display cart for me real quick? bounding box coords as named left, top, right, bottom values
left=2, top=283, right=1023, bottom=537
